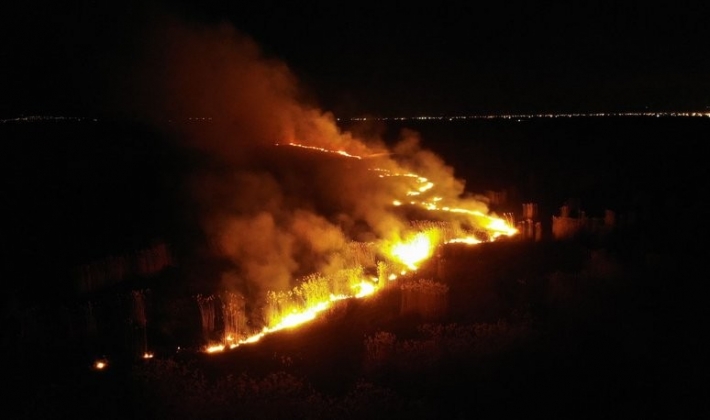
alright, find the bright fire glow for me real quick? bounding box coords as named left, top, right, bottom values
left=276, top=142, right=363, bottom=159
left=446, top=236, right=482, bottom=245
left=93, top=359, right=108, bottom=370
left=207, top=281, right=375, bottom=352
left=355, top=280, right=377, bottom=298
left=387, top=231, right=438, bottom=270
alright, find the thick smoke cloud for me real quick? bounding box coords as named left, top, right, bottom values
left=124, top=13, right=493, bottom=315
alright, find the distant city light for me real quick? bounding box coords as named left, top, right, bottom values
left=3, top=111, right=710, bottom=125
left=340, top=111, right=710, bottom=122
left=0, top=115, right=97, bottom=123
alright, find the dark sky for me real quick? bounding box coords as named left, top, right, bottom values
left=3, top=1, right=709, bottom=118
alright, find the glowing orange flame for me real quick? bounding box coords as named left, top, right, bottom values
left=276, top=142, right=363, bottom=159
left=93, top=359, right=108, bottom=370
left=355, top=280, right=377, bottom=298
left=206, top=344, right=226, bottom=353
left=384, top=230, right=439, bottom=270
left=206, top=279, right=376, bottom=352
left=446, top=236, right=482, bottom=245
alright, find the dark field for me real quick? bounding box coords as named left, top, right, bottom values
left=2, top=117, right=706, bottom=419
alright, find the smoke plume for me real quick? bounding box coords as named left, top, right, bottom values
left=123, top=13, right=493, bottom=319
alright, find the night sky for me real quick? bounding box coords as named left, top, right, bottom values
left=3, top=1, right=709, bottom=118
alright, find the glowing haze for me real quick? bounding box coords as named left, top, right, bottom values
left=123, top=13, right=516, bottom=346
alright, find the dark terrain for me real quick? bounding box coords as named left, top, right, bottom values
left=2, top=117, right=705, bottom=419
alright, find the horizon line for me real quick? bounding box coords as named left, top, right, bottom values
left=3, top=110, right=710, bottom=124
left=339, top=111, right=710, bottom=121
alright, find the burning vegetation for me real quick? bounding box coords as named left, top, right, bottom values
left=191, top=140, right=518, bottom=353
left=99, top=15, right=518, bottom=353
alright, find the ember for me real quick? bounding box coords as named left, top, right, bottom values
left=93, top=358, right=109, bottom=370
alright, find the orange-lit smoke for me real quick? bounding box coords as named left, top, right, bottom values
left=123, top=13, right=513, bottom=330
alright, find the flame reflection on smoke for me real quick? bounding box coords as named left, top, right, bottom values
left=121, top=16, right=518, bottom=355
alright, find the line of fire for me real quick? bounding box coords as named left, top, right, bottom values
left=8, top=139, right=627, bottom=372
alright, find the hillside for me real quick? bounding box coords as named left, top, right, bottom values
left=2, top=117, right=704, bottom=419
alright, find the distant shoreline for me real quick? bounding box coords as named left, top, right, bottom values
left=341, top=111, right=710, bottom=122
left=3, top=111, right=710, bottom=125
